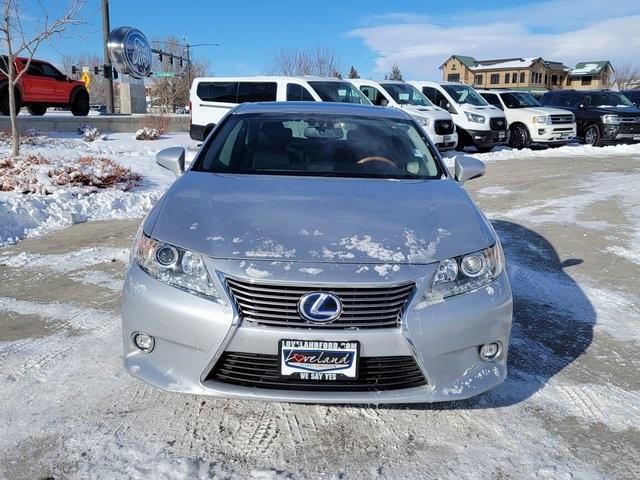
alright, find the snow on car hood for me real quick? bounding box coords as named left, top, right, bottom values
left=461, top=104, right=505, bottom=118
left=524, top=106, right=573, bottom=116
left=148, top=172, right=496, bottom=264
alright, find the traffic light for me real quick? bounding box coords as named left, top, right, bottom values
left=169, top=55, right=174, bottom=66
left=94, top=66, right=100, bottom=75
left=157, top=52, right=163, bottom=62
left=71, top=66, right=77, bottom=75
left=180, top=58, right=183, bottom=68
left=103, top=64, right=112, bottom=79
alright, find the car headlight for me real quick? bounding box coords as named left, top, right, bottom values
left=601, top=114, right=621, bottom=124
left=423, top=243, right=504, bottom=301
left=136, top=233, right=220, bottom=300
left=411, top=114, right=431, bottom=126
left=532, top=115, right=551, bottom=125
left=465, top=112, right=485, bottom=123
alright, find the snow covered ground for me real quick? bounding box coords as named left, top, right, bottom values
left=0, top=132, right=197, bottom=246
left=0, top=135, right=639, bottom=479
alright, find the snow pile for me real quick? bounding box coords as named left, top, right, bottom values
left=0, top=132, right=193, bottom=246
left=135, top=127, right=160, bottom=140
left=0, top=154, right=141, bottom=194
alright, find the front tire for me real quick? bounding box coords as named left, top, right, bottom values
left=27, top=105, right=47, bottom=116
left=509, top=124, right=530, bottom=149
left=0, top=88, right=21, bottom=116
left=70, top=90, right=90, bottom=116
left=584, top=124, right=603, bottom=147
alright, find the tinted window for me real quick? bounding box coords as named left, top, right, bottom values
left=482, top=93, right=503, bottom=110
left=237, top=82, right=277, bottom=103
left=447, top=73, right=460, bottom=82
left=27, top=61, right=46, bottom=76
left=286, top=83, right=315, bottom=101
left=359, top=85, right=388, bottom=106
left=490, top=74, right=499, bottom=85
left=380, top=83, right=432, bottom=106
left=196, top=113, right=442, bottom=180
left=197, top=82, right=238, bottom=103
left=41, top=63, right=63, bottom=78
left=307, top=81, right=369, bottom=104
left=583, top=91, right=633, bottom=107
left=499, top=92, right=541, bottom=108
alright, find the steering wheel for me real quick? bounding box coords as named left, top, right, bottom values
left=356, top=156, right=396, bottom=168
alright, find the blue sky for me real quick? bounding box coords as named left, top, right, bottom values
left=35, top=0, right=640, bottom=80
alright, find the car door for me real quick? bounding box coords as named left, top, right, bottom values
left=40, top=63, right=69, bottom=102
left=562, top=92, right=587, bottom=135
left=19, top=60, right=49, bottom=102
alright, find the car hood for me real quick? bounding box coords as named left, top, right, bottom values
left=149, top=172, right=496, bottom=265
left=527, top=106, right=573, bottom=116
left=401, top=105, right=451, bottom=119
left=462, top=104, right=505, bottom=118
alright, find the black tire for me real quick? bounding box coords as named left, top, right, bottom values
left=476, top=146, right=494, bottom=153
left=0, top=88, right=21, bottom=116
left=454, top=128, right=469, bottom=151
left=70, top=89, right=90, bottom=116
left=509, top=124, right=531, bottom=149
left=584, top=124, right=603, bottom=147
left=27, top=105, right=47, bottom=116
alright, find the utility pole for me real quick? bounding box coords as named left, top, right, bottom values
left=102, top=0, right=115, bottom=113
left=186, top=42, right=191, bottom=89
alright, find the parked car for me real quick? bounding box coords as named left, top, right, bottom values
left=0, top=56, right=89, bottom=116
left=477, top=90, right=576, bottom=149
left=620, top=90, right=640, bottom=107
left=540, top=89, right=640, bottom=146
left=348, top=79, right=457, bottom=151
left=189, top=76, right=371, bottom=141
left=410, top=81, right=509, bottom=153
left=123, top=101, right=512, bottom=403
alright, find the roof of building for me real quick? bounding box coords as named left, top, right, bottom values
left=441, top=55, right=570, bottom=72
left=569, top=61, right=614, bottom=76
left=439, top=55, right=477, bottom=70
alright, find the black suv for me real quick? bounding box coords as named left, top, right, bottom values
left=540, top=89, right=640, bottom=146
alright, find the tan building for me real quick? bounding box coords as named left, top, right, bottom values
left=440, top=55, right=613, bottom=91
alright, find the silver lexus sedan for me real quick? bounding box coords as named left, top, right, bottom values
left=122, top=102, right=512, bottom=404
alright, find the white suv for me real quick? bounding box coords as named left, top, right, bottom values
left=349, top=79, right=458, bottom=151
left=478, top=90, right=576, bottom=149
left=189, top=76, right=371, bottom=141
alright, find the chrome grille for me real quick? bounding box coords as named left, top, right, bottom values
left=206, top=352, right=428, bottom=391
left=434, top=119, right=455, bottom=135
left=550, top=114, right=574, bottom=124
left=621, top=117, right=640, bottom=124
left=225, top=277, right=415, bottom=329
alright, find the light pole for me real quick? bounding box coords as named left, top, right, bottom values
left=163, top=39, right=219, bottom=86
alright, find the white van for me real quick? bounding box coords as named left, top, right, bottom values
left=348, top=79, right=457, bottom=151
left=189, top=76, right=370, bottom=141
left=409, top=81, right=509, bottom=152
left=477, top=90, right=576, bottom=149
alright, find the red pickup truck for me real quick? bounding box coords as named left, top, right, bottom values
left=0, top=56, right=90, bottom=116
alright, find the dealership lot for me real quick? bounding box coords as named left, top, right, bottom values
left=1, top=147, right=639, bottom=479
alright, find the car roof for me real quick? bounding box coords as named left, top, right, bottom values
left=193, top=75, right=350, bottom=83
left=233, top=101, right=411, bottom=119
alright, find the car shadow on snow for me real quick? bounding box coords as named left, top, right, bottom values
left=383, top=219, right=596, bottom=410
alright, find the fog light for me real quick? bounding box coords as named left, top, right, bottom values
left=480, top=342, right=501, bottom=361
left=133, top=332, right=155, bottom=353
left=538, top=129, right=546, bottom=135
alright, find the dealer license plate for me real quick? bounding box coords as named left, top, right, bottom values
left=280, top=339, right=359, bottom=381
left=498, top=131, right=506, bottom=140
left=634, top=134, right=640, bottom=140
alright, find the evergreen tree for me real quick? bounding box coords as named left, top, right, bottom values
left=388, top=63, right=403, bottom=81
left=348, top=65, right=360, bottom=79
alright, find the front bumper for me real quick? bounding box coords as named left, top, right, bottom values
left=530, top=124, right=576, bottom=143
left=602, top=123, right=640, bottom=143
left=465, top=128, right=509, bottom=148
left=122, top=261, right=513, bottom=404
left=421, top=125, right=458, bottom=152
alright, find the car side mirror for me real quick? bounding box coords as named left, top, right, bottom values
left=156, top=147, right=185, bottom=177
left=454, top=157, right=485, bottom=183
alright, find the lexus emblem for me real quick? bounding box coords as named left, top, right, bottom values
left=298, top=292, right=342, bottom=323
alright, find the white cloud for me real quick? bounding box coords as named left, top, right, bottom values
left=348, top=1, right=640, bottom=80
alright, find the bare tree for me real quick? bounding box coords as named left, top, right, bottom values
left=148, top=36, right=210, bottom=113
left=264, top=45, right=342, bottom=77
left=610, top=63, right=640, bottom=90
left=63, top=52, right=116, bottom=107
left=0, top=0, right=84, bottom=157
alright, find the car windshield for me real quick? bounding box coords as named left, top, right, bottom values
left=196, top=113, right=442, bottom=180
left=500, top=92, right=541, bottom=108
left=380, top=83, right=432, bottom=106
left=442, top=85, right=488, bottom=106
left=584, top=91, right=634, bottom=108
left=307, top=81, right=370, bottom=104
